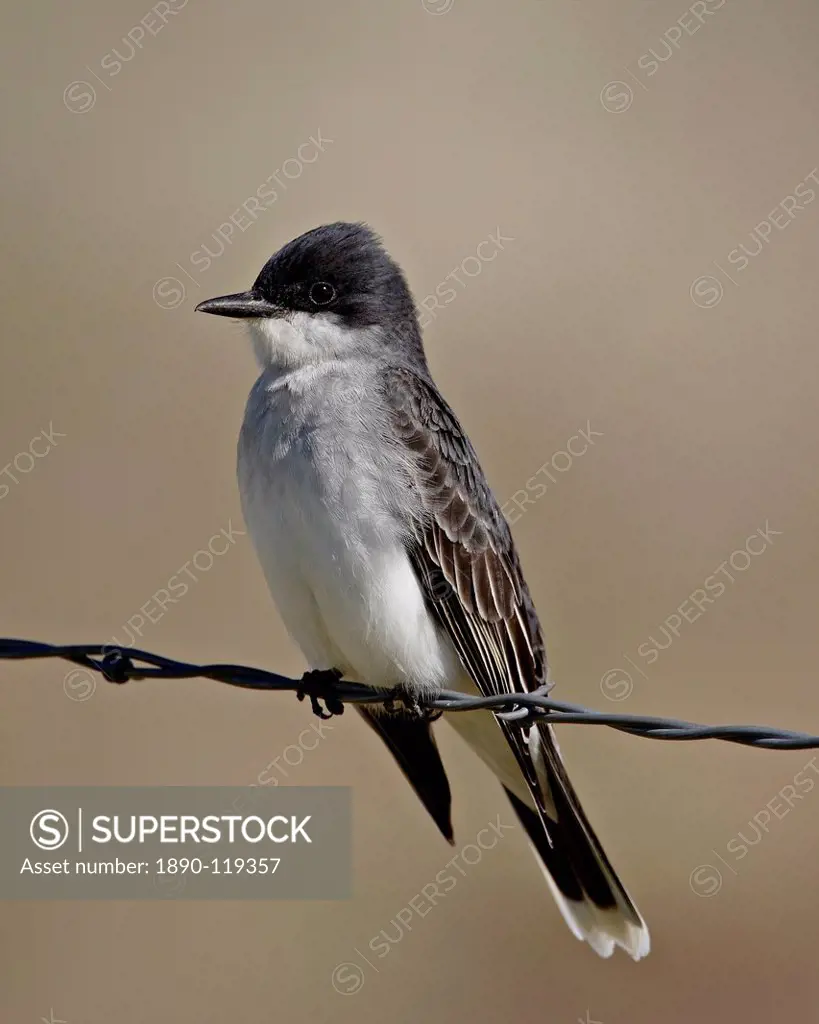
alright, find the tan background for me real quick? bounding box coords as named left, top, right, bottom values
left=2, top=0, right=819, bottom=1020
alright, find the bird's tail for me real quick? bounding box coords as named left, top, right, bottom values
left=505, top=723, right=649, bottom=961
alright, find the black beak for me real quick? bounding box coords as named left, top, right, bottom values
left=194, top=291, right=281, bottom=318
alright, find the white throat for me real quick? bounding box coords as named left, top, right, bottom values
left=246, top=311, right=354, bottom=371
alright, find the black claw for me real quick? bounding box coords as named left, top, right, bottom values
left=297, top=669, right=345, bottom=719
left=384, top=689, right=441, bottom=722
left=401, top=693, right=424, bottom=717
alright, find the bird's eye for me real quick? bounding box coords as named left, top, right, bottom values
left=309, top=281, right=336, bottom=306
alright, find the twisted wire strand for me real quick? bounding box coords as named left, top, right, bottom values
left=2, top=638, right=818, bottom=750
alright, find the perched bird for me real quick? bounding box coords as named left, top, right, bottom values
left=196, top=222, right=649, bottom=959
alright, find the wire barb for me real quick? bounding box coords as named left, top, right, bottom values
left=3, top=637, right=819, bottom=751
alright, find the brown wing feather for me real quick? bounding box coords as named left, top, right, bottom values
left=385, top=368, right=648, bottom=950
left=385, top=365, right=546, bottom=697
left=385, top=365, right=556, bottom=832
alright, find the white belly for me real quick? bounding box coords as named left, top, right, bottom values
left=238, top=442, right=460, bottom=695
left=236, top=366, right=534, bottom=815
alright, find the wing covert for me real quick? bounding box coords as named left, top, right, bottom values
left=384, top=365, right=546, bottom=698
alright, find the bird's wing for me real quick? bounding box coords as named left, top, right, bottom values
left=384, top=363, right=548, bottom=803
left=385, top=364, right=547, bottom=703
left=356, top=705, right=453, bottom=843
left=382, top=365, right=648, bottom=960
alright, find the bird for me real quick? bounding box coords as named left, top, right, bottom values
left=195, top=222, right=649, bottom=960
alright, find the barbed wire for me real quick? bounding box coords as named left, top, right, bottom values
left=2, top=637, right=818, bottom=750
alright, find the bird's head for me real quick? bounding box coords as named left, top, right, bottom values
left=195, top=222, right=424, bottom=371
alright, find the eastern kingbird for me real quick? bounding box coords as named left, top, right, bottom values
left=196, top=222, right=649, bottom=960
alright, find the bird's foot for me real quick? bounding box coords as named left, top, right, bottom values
left=382, top=688, right=442, bottom=723
left=297, top=668, right=345, bottom=719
